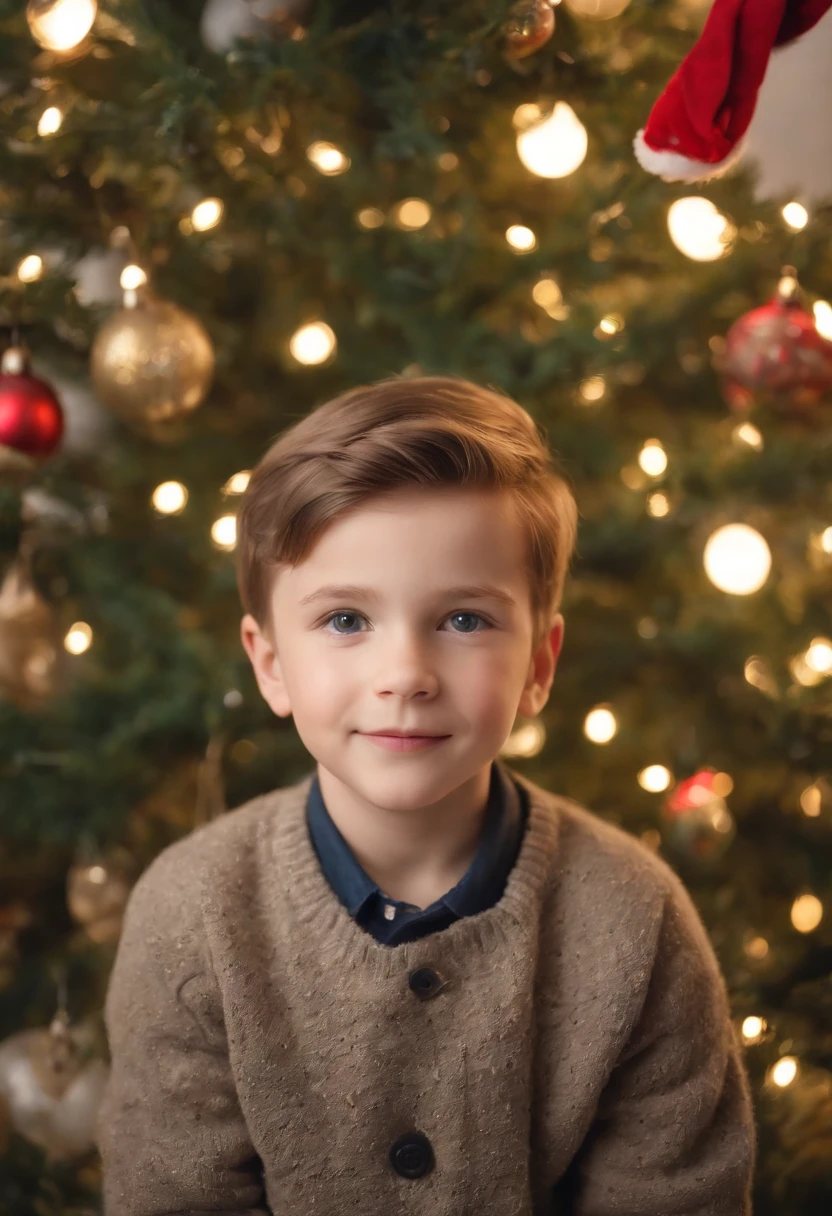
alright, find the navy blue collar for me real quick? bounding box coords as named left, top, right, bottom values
left=306, top=759, right=522, bottom=921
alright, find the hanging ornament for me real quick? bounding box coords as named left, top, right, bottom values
left=503, top=0, right=556, bottom=60
left=0, top=1009, right=108, bottom=1162
left=0, top=554, right=67, bottom=708
left=200, top=0, right=313, bottom=54
left=564, top=0, right=631, bottom=17
left=90, top=280, right=215, bottom=441
left=67, top=857, right=132, bottom=945
left=661, top=769, right=736, bottom=863
left=0, top=346, right=64, bottom=473
left=715, top=270, right=832, bottom=416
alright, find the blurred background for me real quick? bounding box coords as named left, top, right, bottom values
left=0, top=1, right=831, bottom=1212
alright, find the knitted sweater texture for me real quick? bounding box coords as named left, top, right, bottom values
left=97, top=766, right=756, bottom=1215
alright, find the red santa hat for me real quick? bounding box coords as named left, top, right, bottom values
left=634, top=0, right=832, bottom=182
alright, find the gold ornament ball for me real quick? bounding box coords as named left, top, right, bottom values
left=503, top=0, right=556, bottom=59
left=90, top=297, right=215, bottom=439
left=0, top=558, right=67, bottom=708
left=564, top=0, right=631, bottom=18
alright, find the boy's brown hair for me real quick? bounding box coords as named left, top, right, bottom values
left=237, top=375, right=579, bottom=652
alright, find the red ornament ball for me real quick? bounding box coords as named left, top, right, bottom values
left=0, top=348, right=64, bottom=470
left=661, top=769, right=736, bottom=863
left=717, top=278, right=832, bottom=415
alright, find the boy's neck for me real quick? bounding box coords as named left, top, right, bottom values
left=315, top=761, right=494, bottom=910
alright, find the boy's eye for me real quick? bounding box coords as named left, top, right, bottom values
left=320, top=610, right=490, bottom=635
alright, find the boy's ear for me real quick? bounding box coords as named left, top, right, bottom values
left=516, top=614, right=564, bottom=720
left=239, top=613, right=292, bottom=718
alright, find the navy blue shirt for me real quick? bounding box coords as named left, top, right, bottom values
left=306, top=759, right=529, bottom=946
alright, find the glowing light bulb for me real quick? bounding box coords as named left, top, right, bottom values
left=805, top=637, right=832, bottom=676
left=770, top=1057, right=798, bottom=1087
left=800, top=785, right=822, bottom=818
left=152, top=481, right=188, bottom=515
left=357, top=207, right=385, bottom=229
left=211, top=515, right=237, bottom=550
left=17, top=255, right=43, bottom=282
left=744, top=936, right=769, bottom=960
left=500, top=720, right=546, bottom=758
left=791, top=894, right=823, bottom=933
left=119, top=264, right=147, bottom=290
left=289, top=321, right=337, bottom=366
left=579, top=375, right=605, bottom=402
left=598, top=314, right=623, bottom=336
left=813, top=300, right=832, bottom=340
left=27, top=0, right=97, bottom=52
left=191, top=198, right=223, bottom=232
left=584, top=705, right=617, bottom=744
left=506, top=224, right=537, bottom=251
left=703, top=524, right=771, bottom=595
left=638, top=439, right=667, bottom=477
left=38, top=106, right=63, bottom=136
left=822, top=527, right=832, bottom=554
left=394, top=199, right=431, bottom=230
left=667, top=197, right=735, bottom=262
left=306, top=141, right=350, bottom=175
left=516, top=102, right=588, bottom=179
left=741, top=1016, right=765, bottom=1044
left=223, top=471, right=251, bottom=495
left=782, top=201, right=808, bottom=231
left=64, top=621, right=92, bottom=654
left=647, top=493, right=670, bottom=518
left=732, top=422, right=763, bottom=450
left=532, top=277, right=566, bottom=319
left=638, top=765, right=672, bottom=793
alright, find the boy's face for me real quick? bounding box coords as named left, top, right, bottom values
left=241, top=485, right=563, bottom=812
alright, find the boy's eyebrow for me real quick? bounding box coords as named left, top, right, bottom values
left=298, top=583, right=518, bottom=608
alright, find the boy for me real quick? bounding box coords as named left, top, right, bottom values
left=97, top=375, right=756, bottom=1214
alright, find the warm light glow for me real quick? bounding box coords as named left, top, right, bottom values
left=152, top=481, right=188, bottom=515
left=211, top=515, right=237, bottom=551
left=744, top=936, right=769, bottom=960
left=223, top=471, right=251, bottom=495
left=306, top=141, right=350, bottom=175
left=191, top=198, right=223, bottom=232
left=800, top=784, right=822, bottom=818
left=516, top=102, right=588, bottom=179
left=741, top=1016, right=766, bottom=1045
left=791, top=893, right=823, bottom=933
left=822, top=527, right=832, bottom=554
left=744, top=656, right=779, bottom=698
left=564, top=0, right=631, bottom=17
left=638, top=765, right=672, bottom=793
left=17, top=254, right=43, bottom=283
left=64, top=621, right=92, bottom=654
left=357, top=207, right=385, bottom=229
left=395, top=199, right=432, bottom=230
left=647, top=493, right=670, bottom=518
left=638, top=439, right=667, bottom=477
left=812, top=299, right=832, bottom=340
left=667, top=197, right=735, bottom=262
left=532, top=277, right=566, bottom=319
left=27, top=0, right=97, bottom=52
left=703, top=524, right=771, bottom=595
left=782, top=201, right=809, bottom=231
left=500, top=720, right=546, bottom=759
left=512, top=102, right=542, bottom=129
left=579, top=375, right=605, bottom=402
left=733, top=422, right=763, bottom=450
left=770, top=1056, right=798, bottom=1087
left=38, top=105, right=63, bottom=136
left=506, top=224, right=537, bottom=252
left=584, top=705, right=617, bottom=744
left=119, top=264, right=147, bottom=290
left=598, top=314, right=623, bottom=336
left=289, top=321, right=337, bottom=366
left=805, top=637, right=832, bottom=675
left=437, top=152, right=458, bottom=171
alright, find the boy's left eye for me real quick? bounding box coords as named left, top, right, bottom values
left=320, top=610, right=492, bottom=635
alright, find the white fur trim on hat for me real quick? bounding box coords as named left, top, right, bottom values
left=633, top=129, right=746, bottom=183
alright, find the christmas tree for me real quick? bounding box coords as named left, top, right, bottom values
left=1, top=1, right=831, bottom=1211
